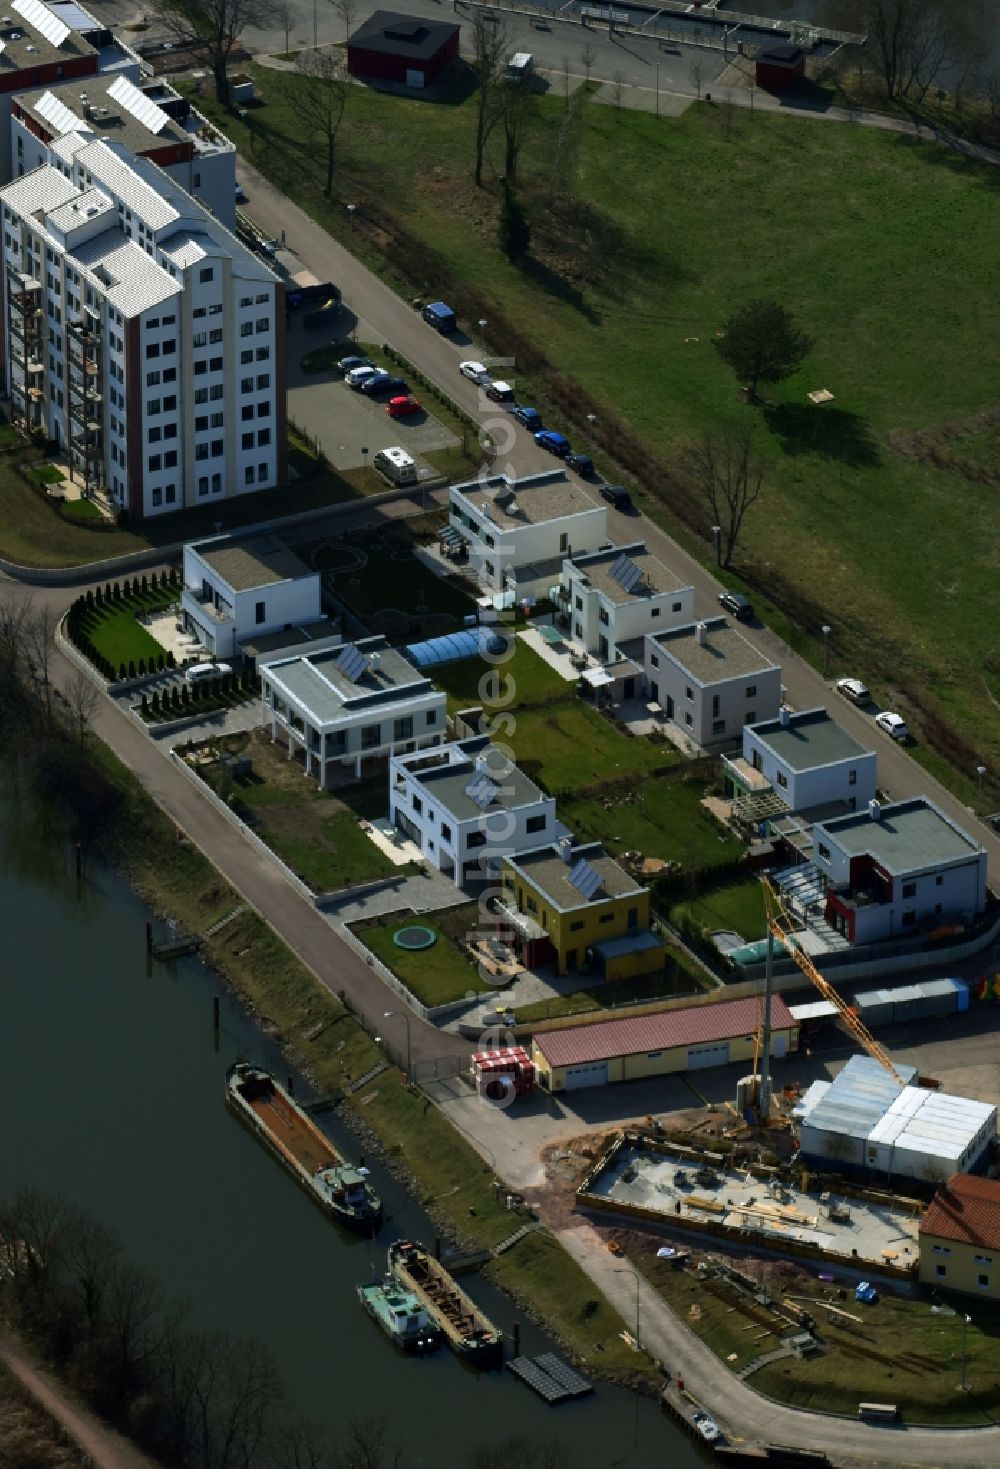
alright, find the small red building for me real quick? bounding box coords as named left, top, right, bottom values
left=755, top=43, right=806, bottom=93
left=347, top=10, right=460, bottom=90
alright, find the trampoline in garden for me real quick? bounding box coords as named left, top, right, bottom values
left=393, top=924, right=437, bottom=951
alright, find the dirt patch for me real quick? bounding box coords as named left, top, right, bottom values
left=890, top=404, right=1000, bottom=487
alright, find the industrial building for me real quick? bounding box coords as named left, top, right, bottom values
left=530, top=994, right=798, bottom=1092
left=796, top=1055, right=996, bottom=1185
left=918, top=1174, right=1000, bottom=1299
left=501, top=839, right=662, bottom=981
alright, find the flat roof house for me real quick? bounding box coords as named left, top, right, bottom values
left=389, top=736, right=556, bottom=885
left=448, top=472, right=607, bottom=600
left=261, top=636, right=446, bottom=783
left=554, top=542, right=694, bottom=663
left=531, top=994, right=798, bottom=1093
left=501, top=838, right=662, bottom=979
left=181, top=536, right=321, bottom=659
left=726, top=706, right=878, bottom=818
left=644, top=616, right=781, bottom=748
left=919, top=1174, right=1000, bottom=1299
left=347, top=11, right=460, bottom=90
left=812, top=797, right=987, bottom=945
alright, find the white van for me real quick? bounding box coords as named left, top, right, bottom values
left=505, top=52, right=533, bottom=84
left=373, top=447, right=417, bottom=486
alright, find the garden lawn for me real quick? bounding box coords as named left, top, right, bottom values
left=308, top=528, right=476, bottom=622
left=263, top=808, right=396, bottom=893
left=562, top=777, right=739, bottom=869
left=81, top=585, right=176, bottom=671
left=513, top=951, right=712, bottom=1025
left=507, top=702, right=675, bottom=794
left=427, top=636, right=570, bottom=713
left=351, top=911, right=493, bottom=1008
left=664, top=873, right=767, bottom=945
left=191, top=73, right=1000, bottom=792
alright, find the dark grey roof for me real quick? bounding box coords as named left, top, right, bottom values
left=348, top=9, right=458, bottom=60
left=748, top=708, right=872, bottom=772
left=816, top=798, right=984, bottom=874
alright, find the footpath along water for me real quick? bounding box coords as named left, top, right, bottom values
left=0, top=786, right=705, bottom=1468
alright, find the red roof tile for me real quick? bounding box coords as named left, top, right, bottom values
left=920, top=1173, right=1000, bottom=1251
left=534, top=995, right=796, bottom=1069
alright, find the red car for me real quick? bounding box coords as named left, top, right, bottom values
left=387, top=394, right=421, bottom=418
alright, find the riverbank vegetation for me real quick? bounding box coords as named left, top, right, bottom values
left=0, top=1357, right=89, bottom=1469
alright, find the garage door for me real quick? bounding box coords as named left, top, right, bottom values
left=564, top=1060, right=609, bottom=1091
left=686, top=1041, right=730, bottom=1071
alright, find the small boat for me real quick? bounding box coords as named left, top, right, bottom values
left=388, top=1239, right=503, bottom=1364
left=226, top=1061, right=381, bottom=1233
left=357, top=1275, right=440, bottom=1354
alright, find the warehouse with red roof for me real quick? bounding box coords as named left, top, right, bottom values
left=530, top=994, right=798, bottom=1092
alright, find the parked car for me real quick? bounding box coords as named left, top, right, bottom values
left=600, top=483, right=632, bottom=510
left=535, top=429, right=571, bottom=457
left=387, top=394, right=421, bottom=418
left=421, top=300, right=456, bottom=333
left=186, top=661, right=232, bottom=685
left=345, top=364, right=379, bottom=389
left=566, top=452, right=595, bottom=477
left=691, top=1411, right=721, bottom=1444
left=459, top=360, right=490, bottom=383
left=875, top=711, right=910, bottom=742
left=486, top=379, right=515, bottom=403
left=337, top=353, right=373, bottom=375
left=837, top=677, right=870, bottom=706
left=718, top=590, right=753, bottom=621
left=360, top=373, right=407, bottom=398
left=235, top=182, right=248, bottom=203
left=513, top=404, right=543, bottom=431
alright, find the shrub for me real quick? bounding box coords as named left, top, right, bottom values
left=166, top=650, right=175, bottom=668
left=140, top=694, right=149, bottom=714
left=138, top=657, right=146, bottom=676
left=118, top=662, right=127, bottom=680
left=141, top=574, right=148, bottom=593
left=128, top=660, right=136, bottom=679
left=157, top=652, right=164, bottom=671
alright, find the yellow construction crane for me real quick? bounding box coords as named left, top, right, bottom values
left=762, top=879, right=906, bottom=1085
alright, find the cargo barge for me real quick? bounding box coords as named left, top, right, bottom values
left=227, top=1061, right=381, bottom=1232
left=388, top=1239, right=502, bottom=1364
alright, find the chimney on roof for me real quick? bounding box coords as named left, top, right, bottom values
left=868, top=799, right=882, bottom=822
left=558, top=835, right=575, bottom=865
left=369, top=651, right=381, bottom=674
left=779, top=706, right=790, bottom=728
left=695, top=622, right=708, bottom=647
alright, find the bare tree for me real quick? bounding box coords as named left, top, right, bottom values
left=275, top=0, right=294, bottom=52
left=26, top=601, right=56, bottom=715
left=684, top=429, right=765, bottom=570
left=329, top=0, right=357, bottom=44
left=688, top=54, right=706, bottom=100
left=581, top=42, right=597, bottom=87
left=63, top=1212, right=122, bottom=1336
left=296, top=48, right=350, bottom=197
left=612, top=71, right=625, bottom=116
left=500, top=81, right=533, bottom=185
left=471, top=14, right=511, bottom=187
left=0, top=588, right=32, bottom=686
left=855, top=0, right=949, bottom=102
left=157, top=0, right=278, bottom=106
left=64, top=669, right=100, bottom=746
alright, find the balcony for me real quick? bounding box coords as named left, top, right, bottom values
left=181, top=587, right=234, bottom=628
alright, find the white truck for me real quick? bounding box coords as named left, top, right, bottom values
left=505, top=53, right=534, bottom=84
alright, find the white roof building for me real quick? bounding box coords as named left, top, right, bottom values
left=1, top=138, right=284, bottom=518
left=181, top=536, right=323, bottom=660
left=553, top=541, right=694, bottom=662
left=643, top=616, right=782, bottom=749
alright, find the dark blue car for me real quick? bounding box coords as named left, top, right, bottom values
left=513, top=404, right=543, bottom=431
left=535, top=430, right=571, bottom=457
left=360, top=373, right=408, bottom=398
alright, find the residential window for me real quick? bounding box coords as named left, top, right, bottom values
left=575, top=596, right=583, bottom=611
left=151, top=487, right=162, bottom=506
left=241, top=376, right=253, bottom=393
left=255, top=601, right=265, bottom=625
left=242, top=433, right=254, bottom=450
left=244, top=466, right=255, bottom=485
left=901, top=910, right=917, bottom=927
left=210, top=439, right=223, bottom=458
left=257, top=372, right=270, bottom=389
left=256, top=318, right=269, bottom=333
left=685, top=686, right=693, bottom=701
left=163, top=367, right=177, bottom=383
left=394, top=716, right=413, bottom=740
left=526, top=814, right=546, bottom=833
left=258, top=463, right=268, bottom=483
left=210, top=384, right=223, bottom=401
left=256, top=346, right=269, bottom=361
left=712, top=719, right=726, bottom=734
left=466, top=831, right=486, bottom=849
left=241, top=349, right=253, bottom=364
left=147, top=398, right=160, bottom=415
left=146, top=370, right=160, bottom=386
left=902, top=881, right=916, bottom=898
left=849, top=769, right=857, bottom=785
left=148, top=427, right=162, bottom=443
left=745, top=710, right=756, bottom=723
left=979, top=1275, right=990, bottom=1288
left=242, top=405, right=254, bottom=421
left=240, top=322, right=253, bottom=338
left=209, top=356, right=223, bottom=372
left=211, top=412, right=224, bottom=428
left=210, top=328, right=223, bottom=344
left=599, top=608, right=609, bottom=626
left=935, top=1264, right=947, bottom=1278
left=975, top=1255, right=993, bottom=1265
left=192, top=330, right=207, bottom=348
left=647, top=1052, right=662, bottom=1060
left=162, top=339, right=176, bottom=354
left=746, top=684, right=757, bottom=698
left=935, top=874, right=943, bottom=886
left=194, top=359, right=207, bottom=376
left=426, top=710, right=437, bottom=726
left=199, top=267, right=214, bottom=283
left=599, top=913, right=614, bottom=924
left=256, top=292, right=268, bottom=304
left=164, top=424, right=177, bottom=439
left=257, top=428, right=270, bottom=447
left=147, top=453, right=161, bottom=471
left=257, top=400, right=270, bottom=418
left=570, top=920, right=584, bottom=932
left=195, top=443, right=209, bottom=461
left=651, top=607, right=661, bottom=618
left=145, top=342, right=159, bottom=359
left=777, top=772, right=788, bottom=789
left=560, top=533, right=569, bottom=554
left=712, top=694, right=720, bottom=717
left=361, top=724, right=381, bottom=750
left=196, top=416, right=208, bottom=432
left=441, top=823, right=452, bottom=842
left=627, top=907, right=638, bottom=928
left=198, top=476, right=209, bottom=496
left=650, top=654, right=658, bottom=669
left=211, top=473, right=221, bottom=493
left=684, top=712, right=693, bottom=727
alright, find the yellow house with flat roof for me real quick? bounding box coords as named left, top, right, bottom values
left=500, top=839, right=663, bottom=978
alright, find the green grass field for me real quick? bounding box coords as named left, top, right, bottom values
left=427, top=636, right=569, bottom=713
left=561, top=778, right=741, bottom=869
left=351, top=910, right=493, bottom=1007
left=665, top=872, right=768, bottom=944
left=507, top=701, right=676, bottom=792
left=193, top=71, right=1000, bottom=799
left=80, top=584, right=176, bottom=670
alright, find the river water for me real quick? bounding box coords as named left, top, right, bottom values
left=0, top=777, right=705, bottom=1467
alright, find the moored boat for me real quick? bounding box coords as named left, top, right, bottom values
left=357, top=1275, right=440, bottom=1354
left=226, top=1061, right=381, bottom=1232
left=388, top=1239, right=503, bottom=1364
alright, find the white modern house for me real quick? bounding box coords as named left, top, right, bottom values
left=261, top=637, right=447, bottom=782
left=554, top=542, right=694, bottom=661
left=447, top=471, right=607, bottom=599
left=181, top=536, right=321, bottom=659
left=12, top=73, right=237, bottom=226
left=643, top=616, right=782, bottom=748
left=729, top=707, right=878, bottom=814
left=0, top=136, right=284, bottom=518
left=812, top=797, right=988, bottom=945
left=389, top=736, right=557, bottom=885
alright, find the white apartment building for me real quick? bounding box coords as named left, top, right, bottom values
left=555, top=542, right=694, bottom=661
left=181, top=535, right=321, bottom=660
left=448, top=471, right=607, bottom=599
left=644, top=616, right=782, bottom=748
left=261, top=637, right=447, bottom=783
left=0, top=136, right=285, bottom=518
left=12, top=74, right=237, bottom=226
left=389, top=736, right=558, bottom=885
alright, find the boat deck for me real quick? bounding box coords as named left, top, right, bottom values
left=242, top=1084, right=339, bottom=1173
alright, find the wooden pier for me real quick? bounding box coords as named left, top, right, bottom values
left=506, top=1353, right=592, bottom=1404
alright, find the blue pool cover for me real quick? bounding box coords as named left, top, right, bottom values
left=405, top=628, right=509, bottom=668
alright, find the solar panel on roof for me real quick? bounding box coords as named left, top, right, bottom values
left=34, top=89, right=89, bottom=136
left=335, top=642, right=368, bottom=683
left=568, top=859, right=602, bottom=901
left=12, top=0, right=69, bottom=46
left=609, top=552, right=629, bottom=581
left=465, top=773, right=499, bottom=810
left=106, top=75, right=171, bottom=136
left=611, top=554, right=642, bottom=593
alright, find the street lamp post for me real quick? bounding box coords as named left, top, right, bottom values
left=313, top=0, right=317, bottom=49
left=976, top=765, right=987, bottom=803
left=712, top=524, right=722, bottom=567
left=614, top=1265, right=641, bottom=1350
left=384, top=1008, right=412, bottom=1083
left=821, top=624, right=832, bottom=678
left=346, top=203, right=356, bottom=235
left=478, top=318, right=488, bottom=353
left=959, top=1312, right=972, bottom=1391
left=655, top=62, right=660, bottom=119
